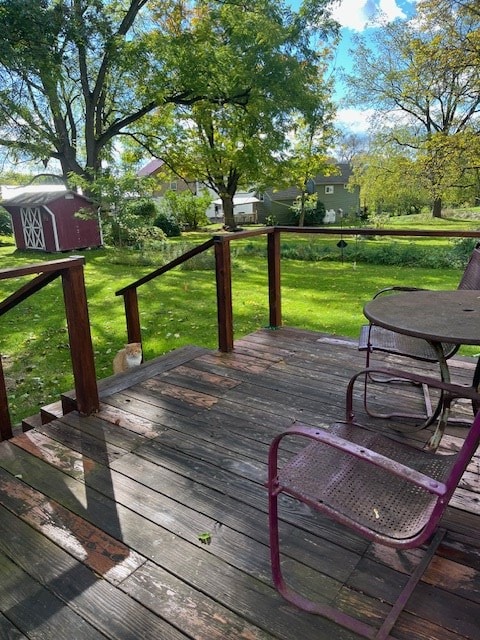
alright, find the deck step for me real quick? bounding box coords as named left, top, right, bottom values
left=40, top=400, right=64, bottom=424
left=21, top=413, right=43, bottom=433
left=61, top=345, right=211, bottom=412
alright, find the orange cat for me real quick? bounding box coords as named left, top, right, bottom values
left=113, top=342, right=142, bottom=374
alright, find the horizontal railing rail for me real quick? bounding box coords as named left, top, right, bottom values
left=0, top=257, right=99, bottom=440
left=115, top=226, right=480, bottom=356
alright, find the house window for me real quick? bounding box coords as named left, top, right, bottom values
left=325, top=185, right=334, bottom=194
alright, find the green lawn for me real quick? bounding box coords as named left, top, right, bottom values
left=0, top=216, right=477, bottom=425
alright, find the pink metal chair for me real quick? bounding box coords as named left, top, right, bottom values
left=358, top=243, right=480, bottom=421
left=267, top=367, right=480, bottom=640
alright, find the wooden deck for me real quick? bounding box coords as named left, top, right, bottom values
left=0, top=327, right=478, bottom=640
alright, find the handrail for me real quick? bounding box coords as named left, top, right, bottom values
left=275, top=226, right=480, bottom=238
left=0, top=257, right=99, bottom=439
left=116, top=238, right=215, bottom=295
left=115, top=225, right=480, bottom=355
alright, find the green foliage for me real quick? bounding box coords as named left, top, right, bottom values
left=130, top=1, right=337, bottom=228
left=114, top=225, right=166, bottom=250
left=0, top=208, right=11, bottom=235
left=154, top=212, right=182, bottom=238
left=237, top=234, right=479, bottom=269
left=124, top=198, right=157, bottom=220
left=69, top=170, right=160, bottom=247
left=163, top=189, right=210, bottom=231
left=346, top=2, right=480, bottom=216
left=289, top=196, right=326, bottom=226
left=265, top=214, right=278, bottom=226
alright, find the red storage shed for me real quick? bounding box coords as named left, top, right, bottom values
left=2, top=186, right=102, bottom=252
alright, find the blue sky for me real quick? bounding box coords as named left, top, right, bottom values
left=289, top=0, right=418, bottom=132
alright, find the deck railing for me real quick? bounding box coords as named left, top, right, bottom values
left=0, top=257, right=99, bottom=439
left=116, top=226, right=480, bottom=354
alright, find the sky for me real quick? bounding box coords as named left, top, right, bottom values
left=291, top=0, right=418, bottom=133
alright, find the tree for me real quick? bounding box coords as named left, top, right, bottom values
left=0, top=1, right=270, bottom=183
left=278, top=104, right=336, bottom=227
left=335, top=131, right=369, bottom=164
left=350, top=135, right=430, bottom=216
left=345, top=1, right=480, bottom=217
left=127, top=1, right=338, bottom=228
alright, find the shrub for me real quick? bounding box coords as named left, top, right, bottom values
left=155, top=212, right=182, bottom=237
left=288, top=197, right=326, bottom=226
left=0, top=207, right=12, bottom=235
left=163, top=189, right=210, bottom=230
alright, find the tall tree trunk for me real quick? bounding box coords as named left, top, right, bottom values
left=298, top=190, right=306, bottom=227
left=222, top=195, right=236, bottom=229
left=432, top=196, right=442, bottom=218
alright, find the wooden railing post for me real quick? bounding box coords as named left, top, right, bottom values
left=214, top=237, right=234, bottom=352
left=123, top=288, right=142, bottom=344
left=268, top=228, right=282, bottom=328
left=0, top=355, right=12, bottom=440
left=61, top=261, right=99, bottom=415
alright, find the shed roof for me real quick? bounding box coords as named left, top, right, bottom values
left=1, top=186, right=91, bottom=207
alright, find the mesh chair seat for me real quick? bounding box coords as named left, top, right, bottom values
left=358, top=324, right=458, bottom=362
left=278, top=422, right=454, bottom=540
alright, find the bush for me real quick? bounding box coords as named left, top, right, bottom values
left=155, top=212, right=182, bottom=237
left=110, top=224, right=166, bottom=249
left=288, top=199, right=326, bottom=226
left=0, top=207, right=12, bottom=235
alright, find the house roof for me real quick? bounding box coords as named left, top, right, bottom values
left=265, top=162, right=354, bottom=201
left=138, top=158, right=165, bottom=177
left=212, top=196, right=260, bottom=206
left=315, top=162, right=353, bottom=184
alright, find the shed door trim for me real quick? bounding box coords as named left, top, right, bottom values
left=21, top=207, right=46, bottom=250
left=43, top=205, right=60, bottom=251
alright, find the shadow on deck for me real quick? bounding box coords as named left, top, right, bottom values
left=0, top=327, right=478, bottom=639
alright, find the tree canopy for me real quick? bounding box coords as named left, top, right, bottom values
left=345, top=0, right=480, bottom=217
left=0, top=0, right=337, bottom=212
left=124, top=1, right=338, bottom=228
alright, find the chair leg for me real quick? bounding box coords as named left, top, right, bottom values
left=269, top=483, right=446, bottom=640
left=362, top=366, right=440, bottom=428
left=362, top=344, right=445, bottom=428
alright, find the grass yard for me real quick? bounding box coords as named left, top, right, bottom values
left=0, top=217, right=477, bottom=425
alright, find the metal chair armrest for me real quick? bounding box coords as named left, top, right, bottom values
left=372, top=286, right=429, bottom=299
left=347, top=366, right=480, bottom=409
left=268, top=423, right=447, bottom=496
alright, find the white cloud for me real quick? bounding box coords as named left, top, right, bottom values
left=331, top=0, right=410, bottom=31
left=335, top=107, right=375, bottom=133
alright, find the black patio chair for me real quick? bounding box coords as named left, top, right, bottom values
left=267, top=367, right=480, bottom=640
left=358, top=243, right=480, bottom=421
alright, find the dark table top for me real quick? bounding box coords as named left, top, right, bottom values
left=364, top=290, right=480, bottom=345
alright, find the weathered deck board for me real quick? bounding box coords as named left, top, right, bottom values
left=0, top=327, right=478, bottom=639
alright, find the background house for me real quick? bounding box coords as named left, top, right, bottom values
left=138, top=159, right=360, bottom=227
left=257, top=163, right=360, bottom=225
left=137, top=159, right=199, bottom=197
left=138, top=158, right=221, bottom=220
left=211, top=193, right=260, bottom=224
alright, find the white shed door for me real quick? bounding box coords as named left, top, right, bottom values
left=21, top=207, right=46, bottom=250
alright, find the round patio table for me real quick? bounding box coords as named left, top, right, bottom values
left=364, top=289, right=480, bottom=347
left=363, top=289, right=480, bottom=449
